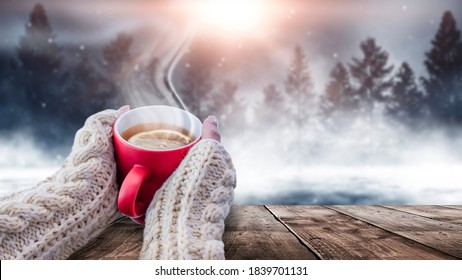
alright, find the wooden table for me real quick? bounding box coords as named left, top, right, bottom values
left=69, top=205, right=462, bottom=260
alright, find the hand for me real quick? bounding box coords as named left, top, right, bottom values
left=141, top=114, right=235, bottom=260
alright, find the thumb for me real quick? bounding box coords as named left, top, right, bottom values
left=202, top=115, right=221, bottom=142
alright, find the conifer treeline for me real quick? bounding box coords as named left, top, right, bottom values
left=258, top=11, right=462, bottom=132
left=0, top=4, right=461, bottom=152
left=0, top=4, right=136, bottom=148
left=184, top=10, right=462, bottom=138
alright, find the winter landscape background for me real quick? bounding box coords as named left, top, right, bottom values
left=1, top=0, right=462, bottom=204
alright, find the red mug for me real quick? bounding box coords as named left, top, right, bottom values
left=113, top=105, right=202, bottom=224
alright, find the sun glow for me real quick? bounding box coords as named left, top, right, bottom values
left=195, top=0, right=266, bottom=33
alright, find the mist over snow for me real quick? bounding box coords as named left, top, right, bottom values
left=1, top=0, right=462, bottom=204
left=0, top=133, right=59, bottom=195
left=224, top=115, right=462, bottom=205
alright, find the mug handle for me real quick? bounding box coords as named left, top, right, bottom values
left=118, top=164, right=151, bottom=219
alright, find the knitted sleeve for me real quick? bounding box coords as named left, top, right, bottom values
left=0, top=109, right=120, bottom=259
left=140, top=139, right=237, bottom=260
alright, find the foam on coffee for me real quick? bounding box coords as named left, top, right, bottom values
left=122, top=123, right=195, bottom=150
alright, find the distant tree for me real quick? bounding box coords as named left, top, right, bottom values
left=209, top=80, right=246, bottom=136
left=388, top=62, right=426, bottom=122
left=0, top=52, right=8, bottom=78
left=178, top=37, right=215, bottom=120
left=285, top=45, right=315, bottom=123
left=13, top=3, right=64, bottom=117
left=0, top=53, right=9, bottom=100
left=349, top=38, right=394, bottom=112
left=9, top=3, right=70, bottom=145
left=102, top=32, right=134, bottom=106
left=65, top=55, right=113, bottom=128
left=103, top=33, right=133, bottom=77
left=284, top=45, right=316, bottom=162
left=259, top=83, right=285, bottom=126
left=421, top=11, right=462, bottom=125
left=0, top=53, right=13, bottom=129
left=322, top=62, right=356, bottom=118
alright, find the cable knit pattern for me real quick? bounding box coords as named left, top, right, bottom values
left=140, top=139, right=236, bottom=260
left=0, top=109, right=120, bottom=259
left=0, top=109, right=236, bottom=260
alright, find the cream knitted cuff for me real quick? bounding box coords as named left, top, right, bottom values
left=140, top=139, right=237, bottom=260
left=0, top=109, right=120, bottom=259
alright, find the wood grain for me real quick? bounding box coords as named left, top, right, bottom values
left=328, top=205, right=462, bottom=259
left=67, top=205, right=462, bottom=260
left=68, top=217, right=144, bottom=260
left=223, top=205, right=317, bottom=259
left=386, top=205, right=462, bottom=225
left=443, top=205, right=462, bottom=210
left=268, top=205, right=456, bottom=260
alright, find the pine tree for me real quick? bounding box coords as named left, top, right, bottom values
left=322, top=62, right=356, bottom=118
left=102, top=32, right=134, bottom=106
left=178, top=37, right=215, bottom=120
left=284, top=45, right=315, bottom=163
left=9, top=3, right=70, bottom=147
left=260, top=83, right=285, bottom=126
left=210, top=80, right=245, bottom=136
left=284, top=45, right=315, bottom=124
left=103, top=33, right=133, bottom=78
left=349, top=38, right=394, bottom=112
left=421, top=11, right=462, bottom=125
left=388, top=62, right=426, bottom=122
left=14, top=3, right=63, bottom=115
left=0, top=53, right=13, bottom=129
left=66, top=55, right=113, bottom=124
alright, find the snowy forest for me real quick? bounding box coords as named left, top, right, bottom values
left=2, top=1, right=462, bottom=204
left=1, top=3, right=462, bottom=161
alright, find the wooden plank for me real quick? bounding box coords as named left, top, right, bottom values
left=69, top=217, right=144, bottom=260
left=328, top=205, right=462, bottom=259
left=386, top=205, right=462, bottom=226
left=443, top=205, right=462, bottom=210
left=268, top=205, right=457, bottom=260
left=223, top=205, right=317, bottom=260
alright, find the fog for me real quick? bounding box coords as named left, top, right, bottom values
left=3, top=111, right=462, bottom=205
left=1, top=0, right=462, bottom=205
left=226, top=117, right=462, bottom=204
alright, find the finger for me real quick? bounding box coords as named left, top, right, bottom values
left=118, top=105, right=130, bottom=115
left=202, top=115, right=221, bottom=142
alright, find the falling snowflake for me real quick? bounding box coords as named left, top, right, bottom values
left=333, top=53, right=338, bottom=58
left=185, top=63, right=190, bottom=68
left=80, top=45, right=85, bottom=50
left=402, top=5, right=407, bottom=11
left=41, top=102, right=46, bottom=108
left=48, top=38, right=53, bottom=43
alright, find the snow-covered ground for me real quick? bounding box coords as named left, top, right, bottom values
left=2, top=164, right=461, bottom=205
left=2, top=122, right=462, bottom=205
left=0, top=167, right=58, bottom=195
left=233, top=164, right=462, bottom=205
